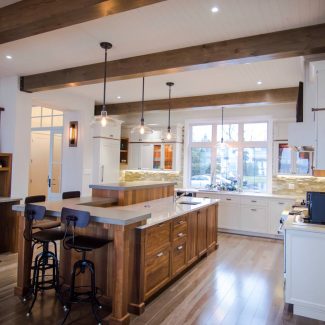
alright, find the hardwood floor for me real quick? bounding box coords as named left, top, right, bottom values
left=0, top=233, right=323, bottom=325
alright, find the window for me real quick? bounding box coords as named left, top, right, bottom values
left=276, top=142, right=312, bottom=175
left=31, top=107, right=63, bottom=128
left=189, top=122, right=269, bottom=192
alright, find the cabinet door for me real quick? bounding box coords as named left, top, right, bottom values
left=128, top=143, right=141, bottom=169
left=207, top=205, right=217, bottom=251
left=100, top=141, right=120, bottom=183
left=164, top=144, right=173, bottom=170
left=140, top=144, right=153, bottom=169
left=197, top=209, right=207, bottom=256
left=316, top=69, right=325, bottom=169
left=187, top=212, right=198, bottom=264
left=268, top=199, right=294, bottom=235
left=218, top=202, right=240, bottom=230
left=172, top=239, right=187, bottom=276
left=240, top=206, right=268, bottom=233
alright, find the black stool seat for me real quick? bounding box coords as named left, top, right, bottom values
left=65, top=236, right=110, bottom=251
left=32, top=229, right=66, bottom=242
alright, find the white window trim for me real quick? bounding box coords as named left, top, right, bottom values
left=184, top=116, right=273, bottom=193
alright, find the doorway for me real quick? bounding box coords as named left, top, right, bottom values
left=29, top=107, right=63, bottom=200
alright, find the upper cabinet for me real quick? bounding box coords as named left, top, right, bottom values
left=127, top=125, right=183, bottom=171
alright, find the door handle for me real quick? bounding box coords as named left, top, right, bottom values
left=101, top=165, right=104, bottom=182
left=48, top=177, right=51, bottom=188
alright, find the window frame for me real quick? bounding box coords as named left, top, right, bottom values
left=185, top=117, right=272, bottom=193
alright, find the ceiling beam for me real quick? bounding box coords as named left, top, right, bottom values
left=0, top=0, right=165, bottom=44
left=21, top=23, right=325, bottom=93
left=94, top=87, right=298, bottom=115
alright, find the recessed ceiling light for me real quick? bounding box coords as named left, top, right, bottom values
left=6, top=55, right=12, bottom=60
left=211, top=6, right=219, bottom=13
left=257, top=80, right=262, bottom=85
left=117, top=96, right=121, bottom=99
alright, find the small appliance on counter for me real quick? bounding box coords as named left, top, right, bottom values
left=306, top=191, right=325, bottom=224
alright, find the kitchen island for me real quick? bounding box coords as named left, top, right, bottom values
left=13, top=182, right=219, bottom=325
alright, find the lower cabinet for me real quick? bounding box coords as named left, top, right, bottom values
left=240, top=206, right=268, bottom=233
left=268, top=199, right=294, bottom=235
left=138, top=204, right=218, bottom=302
left=218, top=202, right=240, bottom=230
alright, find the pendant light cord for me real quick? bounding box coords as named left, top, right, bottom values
left=102, top=48, right=108, bottom=112
left=221, top=106, right=224, bottom=143
left=168, top=84, right=171, bottom=131
left=141, top=77, right=145, bottom=123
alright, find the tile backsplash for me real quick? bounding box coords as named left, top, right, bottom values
left=272, top=176, right=325, bottom=197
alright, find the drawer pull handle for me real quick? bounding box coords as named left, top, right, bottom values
left=157, top=252, right=164, bottom=257
left=177, top=245, right=183, bottom=250
left=251, top=209, right=257, bottom=212
left=251, top=200, right=257, bottom=203
left=278, top=202, right=285, bottom=205
left=157, top=223, right=164, bottom=228
left=177, top=220, right=185, bottom=225
left=226, top=198, right=231, bottom=201
left=178, top=232, right=184, bottom=237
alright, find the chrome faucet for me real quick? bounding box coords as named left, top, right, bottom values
left=174, top=192, right=186, bottom=203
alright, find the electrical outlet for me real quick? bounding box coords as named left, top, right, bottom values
left=288, top=183, right=295, bottom=190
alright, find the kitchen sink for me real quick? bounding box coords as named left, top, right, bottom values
left=177, top=201, right=201, bottom=205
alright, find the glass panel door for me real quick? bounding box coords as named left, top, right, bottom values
left=164, top=144, right=173, bottom=170
left=153, top=145, right=162, bottom=169
left=48, top=129, right=63, bottom=200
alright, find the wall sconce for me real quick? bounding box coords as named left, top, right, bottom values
left=69, top=121, right=78, bottom=147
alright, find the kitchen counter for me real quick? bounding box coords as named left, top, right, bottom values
left=0, top=197, right=21, bottom=203
left=12, top=196, right=151, bottom=226
left=176, top=188, right=297, bottom=200
left=90, top=181, right=176, bottom=191
left=124, top=196, right=219, bottom=229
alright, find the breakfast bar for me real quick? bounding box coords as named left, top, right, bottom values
left=13, top=182, right=219, bottom=324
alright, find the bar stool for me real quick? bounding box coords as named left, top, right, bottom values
left=61, top=207, right=111, bottom=325
left=23, top=204, right=66, bottom=316
left=25, top=195, right=61, bottom=230
left=62, top=191, right=81, bottom=200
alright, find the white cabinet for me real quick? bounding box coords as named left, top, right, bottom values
left=268, top=199, right=295, bottom=235
left=240, top=206, right=268, bottom=233
left=218, top=202, right=240, bottom=230
left=285, top=229, right=325, bottom=321
left=140, top=144, right=154, bottom=169
left=92, top=138, right=120, bottom=183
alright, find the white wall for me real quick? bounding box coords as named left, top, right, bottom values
left=0, top=76, right=32, bottom=197
left=32, top=91, right=95, bottom=196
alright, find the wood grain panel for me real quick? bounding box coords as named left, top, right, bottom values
left=0, top=0, right=166, bottom=44
left=20, top=24, right=325, bottom=92
left=187, top=211, right=198, bottom=265
left=94, top=87, right=298, bottom=115
left=197, top=208, right=207, bottom=257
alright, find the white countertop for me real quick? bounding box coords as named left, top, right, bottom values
left=0, top=197, right=21, bottom=204
left=176, top=188, right=297, bottom=200
left=12, top=196, right=151, bottom=226
left=12, top=196, right=218, bottom=227
left=283, top=209, right=325, bottom=234
left=90, top=181, right=176, bottom=191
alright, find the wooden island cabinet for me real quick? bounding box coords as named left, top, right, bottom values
left=135, top=204, right=218, bottom=304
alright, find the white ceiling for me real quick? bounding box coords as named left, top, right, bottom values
left=0, top=0, right=324, bottom=106
left=42, top=56, right=304, bottom=104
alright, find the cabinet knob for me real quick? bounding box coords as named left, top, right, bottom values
left=177, top=245, right=183, bottom=250
left=157, top=223, right=164, bottom=228
left=177, top=232, right=184, bottom=237
left=177, top=220, right=185, bottom=225
left=157, top=252, right=164, bottom=257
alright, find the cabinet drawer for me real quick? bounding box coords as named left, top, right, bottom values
left=145, top=222, right=171, bottom=255
left=172, top=220, right=187, bottom=241
left=172, top=239, right=187, bottom=275
left=241, top=196, right=268, bottom=207
left=219, top=195, right=241, bottom=204
left=241, top=206, right=268, bottom=233
left=145, top=246, right=171, bottom=296
left=173, top=215, right=187, bottom=229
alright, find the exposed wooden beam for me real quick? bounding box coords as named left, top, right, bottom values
left=0, top=0, right=165, bottom=44
left=94, top=87, right=298, bottom=115
left=21, top=23, right=325, bottom=93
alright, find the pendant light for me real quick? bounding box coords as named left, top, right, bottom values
left=166, top=82, right=174, bottom=140
left=131, top=77, right=153, bottom=135
left=219, top=106, right=227, bottom=149
left=93, top=42, right=117, bottom=127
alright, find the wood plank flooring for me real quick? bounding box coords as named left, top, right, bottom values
left=0, top=233, right=324, bottom=325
